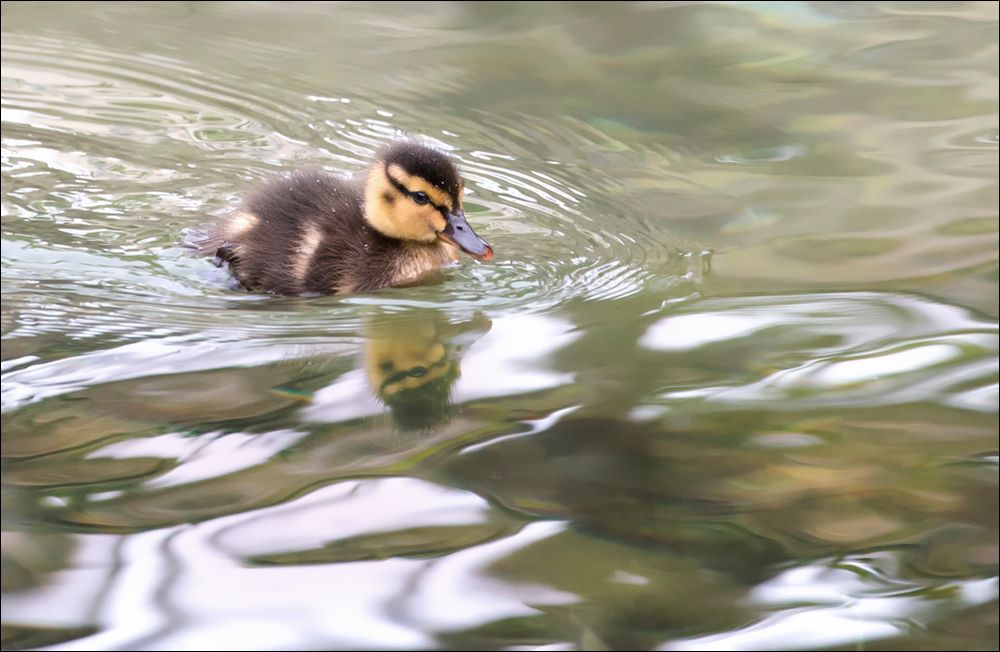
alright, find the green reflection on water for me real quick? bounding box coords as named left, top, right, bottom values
left=2, top=1, right=997, bottom=650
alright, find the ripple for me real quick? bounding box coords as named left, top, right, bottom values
left=640, top=292, right=999, bottom=410
left=665, top=553, right=999, bottom=651
left=2, top=28, right=716, bottom=352
left=2, top=4, right=998, bottom=651
left=1, top=34, right=310, bottom=149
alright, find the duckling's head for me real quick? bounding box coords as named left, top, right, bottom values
left=364, top=141, right=493, bottom=260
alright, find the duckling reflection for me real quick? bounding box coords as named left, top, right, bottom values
left=362, top=310, right=491, bottom=430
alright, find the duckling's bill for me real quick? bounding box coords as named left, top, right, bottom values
left=440, top=210, right=493, bottom=261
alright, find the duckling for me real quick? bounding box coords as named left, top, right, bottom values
left=197, top=141, right=493, bottom=295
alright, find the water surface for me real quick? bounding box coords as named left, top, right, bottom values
left=2, top=2, right=998, bottom=650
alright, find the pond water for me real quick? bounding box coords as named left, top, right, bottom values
left=2, top=2, right=998, bottom=650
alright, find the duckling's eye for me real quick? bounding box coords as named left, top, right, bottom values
left=411, top=191, right=430, bottom=205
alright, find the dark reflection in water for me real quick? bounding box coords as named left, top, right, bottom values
left=428, top=406, right=998, bottom=650
left=360, top=311, right=491, bottom=431
left=1, top=295, right=997, bottom=650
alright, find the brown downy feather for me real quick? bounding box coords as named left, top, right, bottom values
left=197, top=163, right=461, bottom=295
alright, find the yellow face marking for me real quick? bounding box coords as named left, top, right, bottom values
left=386, top=164, right=453, bottom=211
left=364, top=167, right=446, bottom=243
left=364, top=323, right=452, bottom=397
left=293, top=224, right=323, bottom=281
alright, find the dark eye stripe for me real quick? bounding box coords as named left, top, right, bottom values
left=378, top=352, right=451, bottom=392
left=384, top=165, right=451, bottom=214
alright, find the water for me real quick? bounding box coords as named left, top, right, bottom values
left=1, top=2, right=997, bottom=650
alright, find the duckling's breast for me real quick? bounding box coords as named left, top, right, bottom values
left=390, top=241, right=460, bottom=287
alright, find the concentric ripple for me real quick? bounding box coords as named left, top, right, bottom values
left=2, top=28, right=717, bottom=360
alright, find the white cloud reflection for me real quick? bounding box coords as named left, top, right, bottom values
left=661, top=558, right=998, bottom=651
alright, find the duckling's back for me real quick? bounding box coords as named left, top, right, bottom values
left=199, top=169, right=369, bottom=295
